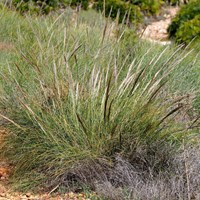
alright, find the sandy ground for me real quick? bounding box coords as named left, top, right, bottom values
left=141, top=6, right=179, bottom=44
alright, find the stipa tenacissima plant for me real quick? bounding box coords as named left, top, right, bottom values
left=1, top=43, right=196, bottom=189
left=0, top=10, right=199, bottom=191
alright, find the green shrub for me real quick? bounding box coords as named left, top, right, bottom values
left=11, top=0, right=89, bottom=14
left=93, top=0, right=142, bottom=24
left=12, top=0, right=59, bottom=14
left=163, top=0, right=185, bottom=6
left=70, top=0, right=89, bottom=9
left=175, top=14, right=200, bottom=44
left=130, top=0, right=162, bottom=15
left=168, top=0, right=200, bottom=44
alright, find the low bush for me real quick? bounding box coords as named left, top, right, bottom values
left=163, top=0, right=188, bottom=6
left=168, top=0, right=200, bottom=45
left=93, top=0, right=142, bottom=24
left=11, top=0, right=89, bottom=14
left=12, top=0, right=59, bottom=14
left=70, top=0, right=89, bottom=10
left=9, top=0, right=164, bottom=20
left=130, top=0, right=163, bottom=15
left=175, top=14, right=200, bottom=44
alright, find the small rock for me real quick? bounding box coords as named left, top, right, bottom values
left=0, top=192, right=6, bottom=197
left=26, top=193, right=31, bottom=198
left=0, top=176, right=6, bottom=180
left=68, top=192, right=75, bottom=198
left=78, top=193, right=85, bottom=197
left=20, top=195, right=28, bottom=200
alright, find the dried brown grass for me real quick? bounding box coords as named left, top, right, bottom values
left=0, top=42, right=14, bottom=51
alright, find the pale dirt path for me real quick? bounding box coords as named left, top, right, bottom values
left=141, top=6, right=179, bottom=44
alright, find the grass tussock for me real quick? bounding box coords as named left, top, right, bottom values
left=0, top=5, right=200, bottom=199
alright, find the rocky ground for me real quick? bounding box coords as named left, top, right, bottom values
left=141, top=6, right=179, bottom=44
left=0, top=6, right=179, bottom=200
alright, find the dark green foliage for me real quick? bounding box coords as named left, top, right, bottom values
left=12, top=0, right=60, bottom=14
left=93, top=0, right=142, bottom=24
left=168, top=0, right=200, bottom=44
left=70, top=0, right=89, bottom=9
left=140, top=0, right=162, bottom=14
left=175, top=14, right=200, bottom=44
left=130, top=0, right=163, bottom=15
left=11, top=0, right=89, bottom=14
left=163, top=0, right=182, bottom=6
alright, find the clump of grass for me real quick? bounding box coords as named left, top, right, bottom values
left=0, top=6, right=199, bottom=199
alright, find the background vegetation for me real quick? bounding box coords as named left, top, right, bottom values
left=7, top=0, right=181, bottom=22
left=168, top=0, right=200, bottom=45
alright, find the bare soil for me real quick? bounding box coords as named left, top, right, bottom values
left=141, top=6, right=179, bottom=43
left=0, top=43, right=14, bottom=52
